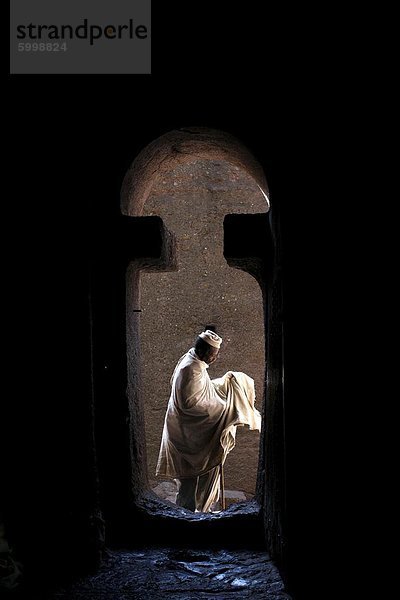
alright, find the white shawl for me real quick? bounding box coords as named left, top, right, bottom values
left=156, top=348, right=261, bottom=479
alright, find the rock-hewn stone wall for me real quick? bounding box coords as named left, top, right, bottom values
left=140, top=159, right=267, bottom=498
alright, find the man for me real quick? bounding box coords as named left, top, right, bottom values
left=156, top=330, right=261, bottom=512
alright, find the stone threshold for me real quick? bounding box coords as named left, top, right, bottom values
left=138, top=491, right=262, bottom=522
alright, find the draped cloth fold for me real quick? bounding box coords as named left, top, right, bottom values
left=156, top=348, right=261, bottom=511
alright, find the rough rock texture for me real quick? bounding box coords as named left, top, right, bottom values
left=120, top=127, right=270, bottom=217
left=140, top=159, right=268, bottom=497
left=47, top=548, right=291, bottom=600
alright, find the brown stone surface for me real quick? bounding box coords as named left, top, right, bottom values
left=121, top=128, right=269, bottom=217
left=140, top=159, right=268, bottom=498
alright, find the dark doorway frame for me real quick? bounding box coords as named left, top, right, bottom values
left=92, top=127, right=286, bottom=566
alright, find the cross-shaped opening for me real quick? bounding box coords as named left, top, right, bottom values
left=140, top=159, right=267, bottom=511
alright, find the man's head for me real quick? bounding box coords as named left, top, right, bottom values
left=194, top=330, right=222, bottom=365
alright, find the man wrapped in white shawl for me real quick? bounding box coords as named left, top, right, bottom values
left=156, top=330, right=261, bottom=512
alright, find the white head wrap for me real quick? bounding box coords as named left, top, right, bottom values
left=199, top=330, right=223, bottom=349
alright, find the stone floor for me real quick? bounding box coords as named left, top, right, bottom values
left=46, top=548, right=291, bottom=600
